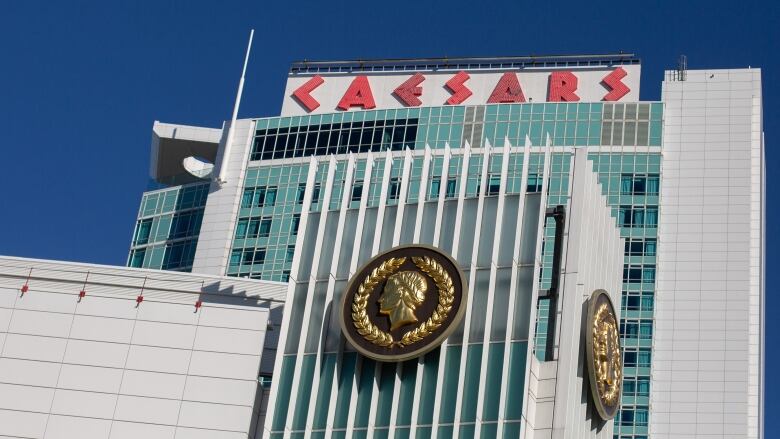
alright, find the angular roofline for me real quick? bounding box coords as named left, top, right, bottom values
left=290, top=53, right=639, bottom=74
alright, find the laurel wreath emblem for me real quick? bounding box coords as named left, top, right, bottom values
left=351, top=255, right=455, bottom=348
left=593, top=303, right=622, bottom=405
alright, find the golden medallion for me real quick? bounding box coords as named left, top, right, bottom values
left=340, top=245, right=466, bottom=361
left=585, top=289, right=623, bottom=420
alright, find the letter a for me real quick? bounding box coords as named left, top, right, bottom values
left=487, top=72, right=526, bottom=103
left=337, top=76, right=377, bottom=110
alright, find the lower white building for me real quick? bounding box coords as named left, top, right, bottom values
left=0, top=256, right=285, bottom=439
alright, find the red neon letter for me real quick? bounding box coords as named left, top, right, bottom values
left=337, top=76, right=376, bottom=110
left=292, top=75, right=324, bottom=112
left=445, top=71, right=472, bottom=105
left=602, top=67, right=630, bottom=101
left=487, top=72, right=526, bottom=103
left=393, top=73, right=425, bottom=107
left=547, top=71, right=580, bottom=102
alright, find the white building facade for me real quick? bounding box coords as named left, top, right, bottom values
left=0, top=256, right=286, bottom=439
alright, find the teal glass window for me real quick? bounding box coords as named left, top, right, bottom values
left=242, top=186, right=277, bottom=208
left=636, top=378, right=650, bottom=397
left=351, top=182, right=363, bottom=202
left=230, top=250, right=241, bottom=267
left=259, top=218, right=272, bottom=237
left=527, top=173, right=543, bottom=193
left=129, top=249, right=145, bottom=268
left=619, top=206, right=658, bottom=228
left=134, top=219, right=152, bottom=245
left=252, top=118, right=418, bottom=160
left=291, top=214, right=301, bottom=235
left=620, top=174, right=660, bottom=195
left=243, top=248, right=266, bottom=265
left=388, top=177, right=401, bottom=201
left=487, top=174, right=501, bottom=195
left=430, top=177, right=457, bottom=200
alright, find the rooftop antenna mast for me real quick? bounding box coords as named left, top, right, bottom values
left=217, top=29, right=254, bottom=184
left=677, top=54, right=687, bottom=81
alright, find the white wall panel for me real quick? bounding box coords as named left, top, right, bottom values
left=194, top=326, right=264, bottom=355
left=125, top=345, right=191, bottom=374
left=56, top=364, right=123, bottom=393
left=7, top=309, right=72, bottom=338
left=0, top=382, right=55, bottom=412
left=62, top=339, right=128, bottom=368
left=1, top=333, right=67, bottom=362
left=109, top=421, right=176, bottom=439
left=45, top=415, right=112, bottom=439
left=114, top=394, right=181, bottom=425
left=50, top=389, right=118, bottom=419
left=119, top=370, right=186, bottom=399
left=0, top=409, right=48, bottom=438
left=178, top=401, right=253, bottom=431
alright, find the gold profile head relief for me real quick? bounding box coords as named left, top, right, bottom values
left=340, top=245, right=467, bottom=362
left=379, top=270, right=428, bottom=330
left=585, top=289, right=623, bottom=421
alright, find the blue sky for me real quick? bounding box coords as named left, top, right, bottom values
left=1, top=0, right=777, bottom=433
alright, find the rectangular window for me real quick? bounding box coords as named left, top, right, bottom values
left=487, top=174, right=501, bottom=196
left=296, top=183, right=306, bottom=204
left=235, top=219, right=248, bottom=239
left=265, top=187, right=277, bottom=207
left=129, top=249, right=145, bottom=268
left=429, top=177, right=457, bottom=200
left=623, top=266, right=642, bottom=283
left=291, top=214, right=301, bottom=235
left=636, top=378, right=650, bottom=397
left=134, top=219, right=152, bottom=245
left=619, top=206, right=658, bottom=228
left=527, top=173, right=543, bottom=193
left=241, top=189, right=254, bottom=208
left=243, top=248, right=266, bottom=265
left=351, top=182, right=363, bottom=202
left=638, top=349, right=651, bottom=368
left=246, top=219, right=260, bottom=238
left=621, top=174, right=660, bottom=195
left=259, top=218, right=272, bottom=237
left=311, top=184, right=321, bottom=204
left=624, top=238, right=657, bottom=256
left=388, top=177, right=401, bottom=201
left=430, top=177, right=441, bottom=200
left=229, top=250, right=241, bottom=267
left=623, top=350, right=638, bottom=367
left=286, top=245, right=295, bottom=263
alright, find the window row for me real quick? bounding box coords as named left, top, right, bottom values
left=623, top=377, right=650, bottom=397
left=619, top=407, right=649, bottom=427
left=132, top=210, right=204, bottom=246
left=622, top=293, right=654, bottom=312
left=620, top=320, right=653, bottom=340
left=620, top=174, right=659, bottom=196
left=229, top=245, right=296, bottom=267
left=623, top=265, right=656, bottom=284
left=618, top=206, right=658, bottom=228
left=623, top=348, right=651, bottom=368
left=242, top=187, right=278, bottom=208
left=251, top=119, right=418, bottom=161
left=235, top=217, right=273, bottom=239
left=624, top=238, right=657, bottom=256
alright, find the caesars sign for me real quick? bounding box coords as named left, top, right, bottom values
left=281, top=65, right=640, bottom=116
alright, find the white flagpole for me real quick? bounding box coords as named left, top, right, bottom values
left=217, top=29, right=254, bottom=184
